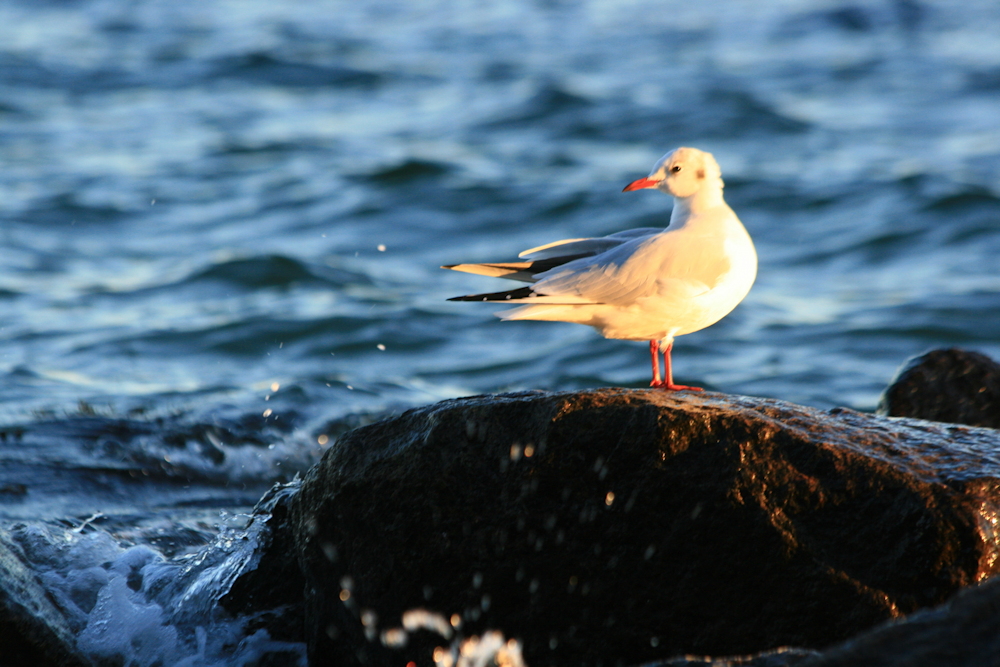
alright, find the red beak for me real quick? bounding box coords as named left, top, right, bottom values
left=622, top=177, right=660, bottom=192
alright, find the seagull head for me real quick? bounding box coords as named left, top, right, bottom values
left=622, top=147, right=723, bottom=198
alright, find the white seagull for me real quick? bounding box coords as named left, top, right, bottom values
left=442, top=147, right=757, bottom=391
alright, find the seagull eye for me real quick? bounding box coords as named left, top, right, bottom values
left=671, top=165, right=682, bottom=173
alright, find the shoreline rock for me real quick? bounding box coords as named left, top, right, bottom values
left=0, top=528, right=89, bottom=667
left=878, top=348, right=1000, bottom=428
left=288, top=388, right=1000, bottom=667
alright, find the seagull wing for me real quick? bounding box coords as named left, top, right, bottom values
left=442, top=228, right=665, bottom=285
left=441, top=254, right=589, bottom=283
left=517, top=228, right=663, bottom=260
left=530, top=229, right=721, bottom=306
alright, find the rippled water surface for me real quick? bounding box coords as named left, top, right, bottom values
left=1, top=0, right=999, bottom=663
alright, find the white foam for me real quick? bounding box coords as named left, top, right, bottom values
left=10, top=516, right=306, bottom=667
left=78, top=575, right=181, bottom=664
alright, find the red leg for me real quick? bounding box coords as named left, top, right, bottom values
left=658, top=342, right=703, bottom=392
left=649, top=340, right=663, bottom=387
left=649, top=340, right=704, bottom=391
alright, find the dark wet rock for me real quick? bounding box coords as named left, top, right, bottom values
left=219, top=480, right=306, bottom=643
left=652, top=572, right=1000, bottom=667
left=650, top=647, right=819, bottom=667
left=796, top=574, right=1000, bottom=667
left=288, top=388, right=1000, bottom=667
left=0, top=527, right=90, bottom=667
left=878, top=348, right=1000, bottom=428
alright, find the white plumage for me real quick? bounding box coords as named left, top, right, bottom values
left=443, top=147, right=756, bottom=390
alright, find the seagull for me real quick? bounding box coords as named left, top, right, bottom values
left=442, top=147, right=757, bottom=391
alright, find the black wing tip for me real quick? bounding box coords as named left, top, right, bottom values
left=447, top=295, right=493, bottom=302
left=448, top=286, right=536, bottom=302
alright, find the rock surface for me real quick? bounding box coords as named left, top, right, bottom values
left=0, top=528, right=89, bottom=667
left=289, top=388, right=1000, bottom=667
left=220, top=479, right=305, bottom=625
left=796, top=574, right=1000, bottom=667
left=878, top=348, right=1000, bottom=428
left=652, top=574, right=1000, bottom=667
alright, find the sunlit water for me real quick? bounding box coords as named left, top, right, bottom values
left=1, top=0, right=999, bottom=664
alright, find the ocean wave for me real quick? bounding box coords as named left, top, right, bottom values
left=183, top=254, right=368, bottom=290
left=924, top=188, right=1000, bottom=213
left=20, top=192, right=133, bottom=226
left=362, top=159, right=454, bottom=185
left=207, top=51, right=385, bottom=89
left=9, top=408, right=315, bottom=486
left=483, top=82, right=593, bottom=129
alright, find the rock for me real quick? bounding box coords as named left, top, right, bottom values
left=796, top=573, right=1000, bottom=667
left=878, top=348, right=1000, bottom=428
left=288, top=388, right=1000, bottom=667
left=650, top=575, right=1000, bottom=667
left=220, top=479, right=306, bottom=627
left=0, top=527, right=90, bottom=667
left=650, top=647, right=819, bottom=667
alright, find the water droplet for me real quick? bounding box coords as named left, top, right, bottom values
left=271, top=382, right=280, bottom=392
left=377, top=343, right=386, bottom=351
left=605, top=491, right=615, bottom=506
left=509, top=444, right=522, bottom=461
left=403, top=609, right=452, bottom=638
left=318, top=434, right=329, bottom=445
left=263, top=408, right=273, bottom=417
left=523, top=444, right=535, bottom=457
left=381, top=629, right=408, bottom=648
left=339, top=589, right=351, bottom=602
left=377, top=244, right=386, bottom=251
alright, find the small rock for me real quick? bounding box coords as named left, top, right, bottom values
left=0, top=528, right=89, bottom=667
left=878, top=348, right=1000, bottom=428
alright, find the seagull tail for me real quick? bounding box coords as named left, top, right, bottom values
left=495, top=303, right=596, bottom=322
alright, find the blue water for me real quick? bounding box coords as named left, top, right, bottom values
left=1, top=0, right=999, bottom=663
